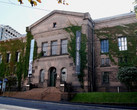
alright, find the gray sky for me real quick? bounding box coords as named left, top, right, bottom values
left=0, top=0, right=135, bottom=34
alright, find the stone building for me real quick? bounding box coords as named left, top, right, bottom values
left=94, top=12, right=137, bottom=92
left=0, top=25, right=22, bottom=41
left=28, top=10, right=94, bottom=92
left=27, top=10, right=137, bottom=92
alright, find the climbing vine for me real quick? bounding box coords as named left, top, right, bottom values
left=23, top=31, right=37, bottom=78
left=95, top=23, right=137, bottom=67
left=0, top=38, right=25, bottom=90
left=0, top=31, right=37, bottom=91
left=23, top=31, right=33, bottom=78
left=65, top=25, right=87, bottom=88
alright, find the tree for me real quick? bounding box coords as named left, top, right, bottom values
left=6, top=76, right=17, bottom=91
left=18, top=0, right=68, bottom=6
left=16, top=58, right=23, bottom=91
left=117, top=67, right=137, bottom=91
left=134, top=0, right=137, bottom=14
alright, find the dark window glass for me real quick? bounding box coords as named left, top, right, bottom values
left=53, top=22, right=57, bottom=28
left=61, top=39, right=68, bottom=54
left=101, top=58, right=110, bottom=66
left=51, top=41, right=57, bottom=55
left=15, top=52, right=20, bottom=62
left=118, top=57, right=127, bottom=64
left=101, top=58, right=104, bottom=65
left=102, top=72, right=109, bottom=84
left=42, top=42, right=48, bottom=56
left=6, top=53, right=11, bottom=63
left=106, top=58, right=109, bottom=65
left=101, top=39, right=109, bottom=53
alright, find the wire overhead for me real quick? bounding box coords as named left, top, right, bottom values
left=0, top=0, right=51, bottom=12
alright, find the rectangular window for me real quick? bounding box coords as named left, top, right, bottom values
left=0, top=54, right=2, bottom=64
left=61, top=39, right=68, bottom=54
left=118, top=57, right=127, bottom=64
left=100, top=39, right=109, bottom=53
left=101, top=58, right=110, bottom=66
left=51, top=41, right=57, bottom=55
left=15, top=52, right=20, bottom=62
left=6, top=53, right=11, bottom=63
left=102, top=72, right=109, bottom=84
left=118, top=57, right=123, bottom=63
left=42, top=42, right=48, bottom=56
left=53, top=22, right=57, bottom=28
left=118, top=37, right=127, bottom=51
left=101, top=58, right=105, bottom=65
left=106, top=58, right=110, bottom=65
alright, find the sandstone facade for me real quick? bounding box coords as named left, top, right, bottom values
left=27, top=10, right=137, bottom=92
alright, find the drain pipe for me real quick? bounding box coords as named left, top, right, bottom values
left=91, top=21, right=96, bottom=91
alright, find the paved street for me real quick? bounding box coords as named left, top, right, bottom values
left=0, top=97, right=136, bottom=110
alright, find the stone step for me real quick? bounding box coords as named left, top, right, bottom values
left=2, top=87, right=62, bottom=102
left=41, top=87, right=62, bottom=101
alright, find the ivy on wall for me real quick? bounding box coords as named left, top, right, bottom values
left=0, top=31, right=37, bottom=91
left=23, top=31, right=38, bottom=78
left=23, top=31, right=33, bottom=78
left=95, top=23, right=137, bottom=67
left=65, top=25, right=87, bottom=88
left=0, top=39, right=25, bottom=90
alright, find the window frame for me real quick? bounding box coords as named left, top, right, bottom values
left=102, top=72, right=109, bottom=84
left=101, top=58, right=110, bottom=67
left=51, top=40, right=58, bottom=55
left=6, top=53, right=11, bottom=63
left=118, top=56, right=127, bottom=64
left=100, top=39, right=109, bottom=53
left=42, top=42, right=48, bottom=56
left=61, top=39, right=68, bottom=55
left=101, top=58, right=105, bottom=65
left=15, top=51, right=20, bottom=62
left=118, top=36, right=127, bottom=51
left=106, top=58, right=110, bottom=65
left=53, top=22, right=57, bottom=28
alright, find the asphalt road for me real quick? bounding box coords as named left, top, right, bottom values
left=0, top=97, right=136, bottom=110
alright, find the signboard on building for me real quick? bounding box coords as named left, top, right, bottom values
left=28, top=39, right=35, bottom=77
left=76, top=31, right=81, bottom=74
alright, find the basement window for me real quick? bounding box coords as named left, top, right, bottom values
left=102, top=72, right=109, bottom=84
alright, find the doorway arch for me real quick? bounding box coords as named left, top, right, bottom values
left=48, top=67, right=57, bottom=87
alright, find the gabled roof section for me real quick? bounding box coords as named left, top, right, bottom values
left=29, top=10, right=91, bottom=30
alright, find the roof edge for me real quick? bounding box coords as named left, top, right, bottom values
left=28, top=10, right=91, bottom=30
left=94, top=12, right=136, bottom=23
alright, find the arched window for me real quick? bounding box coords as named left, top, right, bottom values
left=40, top=69, right=45, bottom=83
left=61, top=68, right=67, bottom=83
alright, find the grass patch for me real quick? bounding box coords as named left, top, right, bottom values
left=71, top=92, right=137, bottom=104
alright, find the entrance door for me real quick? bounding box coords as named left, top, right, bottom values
left=49, top=67, right=57, bottom=87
